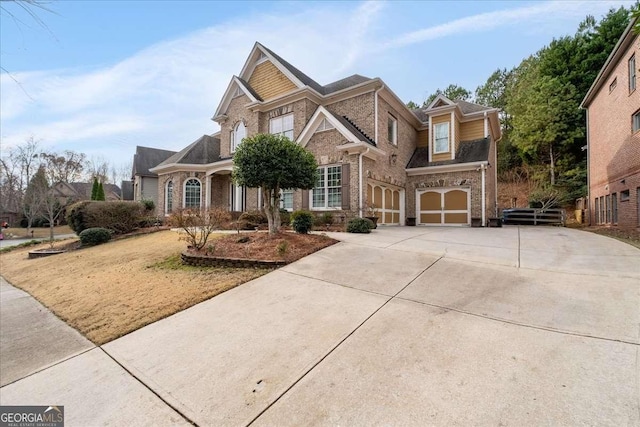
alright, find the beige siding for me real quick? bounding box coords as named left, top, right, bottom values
left=248, top=61, right=297, bottom=100
left=459, top=119, right=485, bottom=141
left=416, top=129, right=429, bottom=148
left=455, top=118, right=461, bottom=148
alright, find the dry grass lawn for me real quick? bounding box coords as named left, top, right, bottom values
left=1, top=225, right=73, bottom=239
left=0, top=231, right=267, bottom=344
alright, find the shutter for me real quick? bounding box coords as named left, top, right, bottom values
left=341, top=163, right=350, bottom=210
left=301, top=190, right=309, bottom=210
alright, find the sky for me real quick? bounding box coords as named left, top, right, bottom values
left=0, top=0, right=635, bottom=178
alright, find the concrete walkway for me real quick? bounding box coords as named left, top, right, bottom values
left=1, top=226, right=638, bottom=426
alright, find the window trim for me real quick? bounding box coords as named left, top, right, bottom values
left=433, top=122, right=450, bottom=154
left=620, top=189, right=630, bottom=202
left=609, top=77, right=617, bottom=93
left=388, top=115, right=398, bottom=146
left=165, top=180, right=173, bottom=215
left=310, top=165, right=342, bottom=211
left=632, top=109, right=640, bottom=133
left=280, top=189, right=294, bottom=212
left=269, top=113, right=294, bottom=140
left=183, top=178, right=202, bottom=209
left=231, top=121, right=247, bottom=153
left=629, top=54, right=636, bottom=93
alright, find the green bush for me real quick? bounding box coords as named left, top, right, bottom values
left=66, top=201, right=145, bottom=235
left=141, top=199, right=155, bottom=212
left=314, top=212, right=334, bottom=226
left=79, top=227, right=112, bottom=246
left=347, top=217, right=374, bottom=233
left=238, top=210, right=268, bottom=230
left=290, top=210, right=314, bottom=234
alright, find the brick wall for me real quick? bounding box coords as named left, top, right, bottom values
left=587, top=32, right=640, bottom=228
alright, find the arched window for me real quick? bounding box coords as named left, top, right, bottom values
left=184, top=178, right=201, bottom=208
left=165, top=180, right=173, bottom=214
left=231, top=121, right=246, bottom=153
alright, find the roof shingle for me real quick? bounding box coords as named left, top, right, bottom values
left=406, top=137, right=490, bottom=169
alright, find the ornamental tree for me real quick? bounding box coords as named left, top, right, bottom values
left=232, top=133, right=317, bottom=234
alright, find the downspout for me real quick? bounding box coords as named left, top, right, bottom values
left=481, top=164, right=486, bottom=226
left=359, top=148, right=370, bottom=218
left=585, top=109, right=590, bottom=225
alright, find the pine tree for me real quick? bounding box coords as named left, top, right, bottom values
left=91, top=178, right=99, bottom=200
left=96, top=182, right=106, bottom=201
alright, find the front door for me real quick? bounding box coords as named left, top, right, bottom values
left=417, top=188, right=470, bottom=225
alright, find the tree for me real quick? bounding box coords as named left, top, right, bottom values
left=96, top=182, right=106, bottom=201
left=232, top=134, right=317, bottom=234
left=423, top=84, right=472, bottom=107
left=405, top=100, right=420, bottom=110
left=91, top=178, right=99, bottom=200
left=40, top=150, right=85, bottom=184
left=22, top=166, right=47, bottom=233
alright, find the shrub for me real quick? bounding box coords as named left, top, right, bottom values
left=66, top=201, right=145, bottom=235
left=347, top=217, right=374, bottom=233
left=315, top=212, right=334, bottom=226
left=238, top=210, right=268, bottom=230
left=141, top=199, right=155, bottom=212
left=291, top=210, right=314, bottom=234
left=79, top=227, right=112, bottom=246
left=168, top=208, right=224, bottom=250
left=279, top=209, right=291, bottom=226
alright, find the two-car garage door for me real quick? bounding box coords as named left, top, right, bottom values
left=417, top=188, right=470, bottom=225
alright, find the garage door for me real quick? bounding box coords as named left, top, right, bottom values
left=367, top=183, right=401, bottom=225
left=417, top=188, right=470, bottom=225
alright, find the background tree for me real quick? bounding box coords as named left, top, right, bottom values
left=40, top=150, right=85, bottom=184
left=96, top=182, right=106, bottom=201
left=22, top=166, right=47, bottom=233
left=91, top=177, right=99, bottom=200
left=423, top=84, right=472, bottom=106
left=405, top=100, right=420, bottom=110
left=232, top=133, right=317, bottom=234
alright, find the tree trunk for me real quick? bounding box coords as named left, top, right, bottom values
left=263, top=187, right=281, bottom=235
left=49, top=222, right=55, bottom=247
left=549, top=143, right=555, bottom=186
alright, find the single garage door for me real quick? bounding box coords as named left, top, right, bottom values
left=417, top=188, right=470, bottom=225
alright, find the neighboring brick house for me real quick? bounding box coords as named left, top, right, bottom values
left=150, top=42, right=501, bottom=226
left=52, top=182, right=122, bottom=205
left=131, top=146, right=177, bottom=210
left=581, top=17, right=640, bottom=228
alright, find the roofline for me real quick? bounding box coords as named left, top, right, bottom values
left=297, top=105, right=371, bottom=147
left=581, top=17, right=638, bottom=108
left=406, top=160, right=488, bottom=176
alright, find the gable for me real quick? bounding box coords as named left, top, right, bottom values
left=248, top=60, right=298, bottom=100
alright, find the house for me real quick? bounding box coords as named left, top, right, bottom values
left=52, top=182, right=122, bottom=205
left=149, top=42, right=501, bottom=226
left=581, top=17, right=639, bottom=228
left=131, top=146, right=177, bottom=209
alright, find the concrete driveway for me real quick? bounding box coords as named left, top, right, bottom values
left=1, top=226, right=638, bottom=426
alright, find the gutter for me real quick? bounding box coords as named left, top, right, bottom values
left=481, top=164, right=486, bottom=227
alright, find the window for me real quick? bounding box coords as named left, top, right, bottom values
left=312, top=166, right=341, bottom=209
left=434, top=122, right=450, bottom=153
left=315, top=118, right=335, bottom=133
left=595, top=197, right=600, bottom=224
left=605, top=195, right=611, bottom=223
left=184, top=178, right=201, bottom=208
left=621, top=189, right=630, bottom=201
left=280, top=189, right=293, bottom=211
left=231, top=121, right=246, bottom=153
left=388, top=115, right=397, bottom=145
left=165, top=180, right=173, bottom=214
left=599, top=196, right=605, bottom=224
left=629, top=54, right=636, bottom=93
left=270, top=114, right=294, bottom=139
left=609, top=77, right=617, bottom=92
left=633, top=110, right=640, bottom=133
left=612, top=193, right=618, bottom=224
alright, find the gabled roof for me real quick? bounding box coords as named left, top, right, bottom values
left=156, top=135, right=220, bottom=167
left=297, top=105, right=376, bottom=147
left=132, top=146, right=177, bottom=178
left=58, top=182, right=122, bottom=199
left=407, top=137, right=490, bottom=169
left=322, top=74, right=373, bottom=95
left=212, top=76, right=262, bottom=120
left=410, top=98, right=495, bottom=123
left=581, top=16, right=638, bottom=108
left=425, top=94, right=456, bottom=110
left=456, top=100, right=494, bottom=115
left=258, top=43, right=324, bottom=94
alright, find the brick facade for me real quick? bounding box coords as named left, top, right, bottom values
left=585, top=24, right=640, bottom=228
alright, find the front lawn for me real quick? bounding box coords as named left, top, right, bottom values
left=0, top=231, right=267, bottom=344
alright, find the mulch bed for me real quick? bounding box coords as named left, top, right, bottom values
left=186, top=232, right=338, bottom=263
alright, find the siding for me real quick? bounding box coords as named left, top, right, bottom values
left=460, top=119, right=485, bottom=141
left=416, top=129, right=429, bottom=148
left=248, top=61, right=297, bottom=100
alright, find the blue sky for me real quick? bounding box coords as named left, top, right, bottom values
left=0, top=0, right=634, bottom=178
